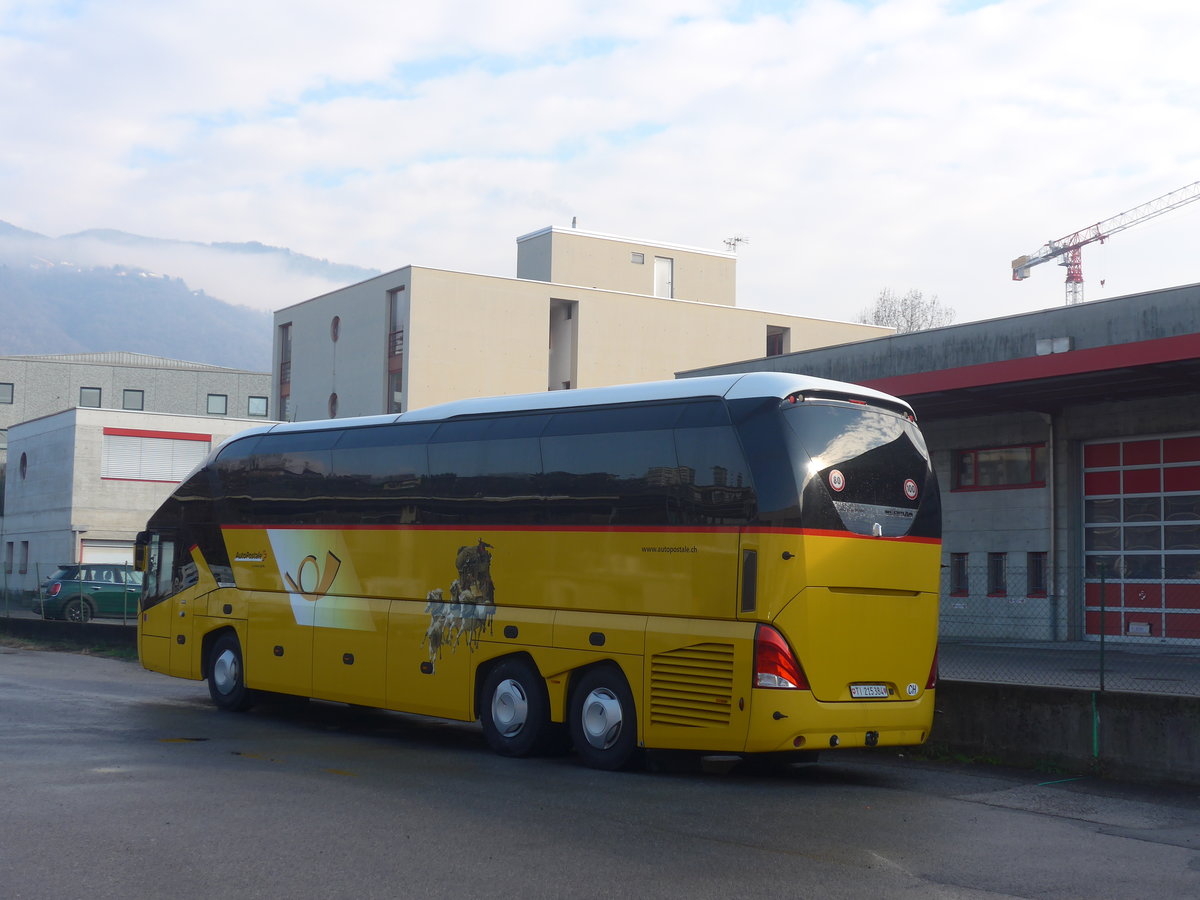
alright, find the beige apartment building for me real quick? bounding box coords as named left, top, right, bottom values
left=273, top=226, right=890, bottom=420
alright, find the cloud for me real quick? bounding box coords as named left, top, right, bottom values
left=3, top=0, right=1199, bottom=323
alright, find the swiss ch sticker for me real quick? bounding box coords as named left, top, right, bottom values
left=904, top=478, right=919, bottom=500
left=828, top=469, right=846, bottom=492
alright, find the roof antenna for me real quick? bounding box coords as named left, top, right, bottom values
left=723, top=235, right=750, bottom=252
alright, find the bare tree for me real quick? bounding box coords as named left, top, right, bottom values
left=858, top=288, right=954, bottom=334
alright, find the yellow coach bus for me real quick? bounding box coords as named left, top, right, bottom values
left=136, top=372, right=941, bottom=770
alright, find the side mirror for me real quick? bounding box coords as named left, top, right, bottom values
left=134, top=531, right=149, bottom=572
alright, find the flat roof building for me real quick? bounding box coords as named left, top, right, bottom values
left=3, top=407, right=268, bottom=608
left=0, top=351, right=273, bottom=455
left=272, top=226, right=889, bottom=420
left=0, top=354, right=272, bottom=611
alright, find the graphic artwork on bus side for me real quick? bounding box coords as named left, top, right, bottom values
left=423, top=539, right=497, bottom=670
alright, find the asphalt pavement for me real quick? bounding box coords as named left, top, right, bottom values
left=2, top=645, right=1199, bottom=899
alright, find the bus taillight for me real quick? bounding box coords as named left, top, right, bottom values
left=753, top=624, right=810, bottom=690
left=926, top=648, right=939, bottom=690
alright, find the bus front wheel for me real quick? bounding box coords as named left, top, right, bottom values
left=207, top=632, right=253, bottom=712
left=480, top=658, right=556, bottom=757
left=570, top=665, right=639, bottom=771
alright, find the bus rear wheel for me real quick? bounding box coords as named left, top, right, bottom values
left=569, top=664, right=639, bottom=771
left=480, top=658, right=557, bottom=757
left=207, top=632, right=253, bottom=712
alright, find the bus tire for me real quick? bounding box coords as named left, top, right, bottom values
left=569, top=664, right=639, bottom=771
left=207, top=632, right=253, bottom=712
left=63, top=598, right=93, bottom=623
left=480, top=658, right=555, bottom=757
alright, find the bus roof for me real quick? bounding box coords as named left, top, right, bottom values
left=401, top=372, right=912, bottom=422
left=255, top=372, right=912, bottom=439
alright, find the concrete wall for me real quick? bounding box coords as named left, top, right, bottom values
left=515, top=230, right=553, bottom=282
left=926, top=412, right=1058, bottom=640
left=0, top=354, right=271, bottom=435
left=516, top=227, right=737, bottom=306
left=406, top=268, right=551, bottom=409
left=682, top=281, right=1200, bottom=381
left=275, top=265, right=890, bottom=418
left=3, top=408, right=264, bottom=597
left=2, top=411, right=78, bottom=578
left=930, top=681, right=1200, bottom=787
left=274, top=270, right=405, bottom=420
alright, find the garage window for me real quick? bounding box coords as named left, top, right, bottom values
left=955, top=444, right=1046, bottom=490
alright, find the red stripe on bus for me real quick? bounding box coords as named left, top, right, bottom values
left=219, top=523, right=940, bottom=543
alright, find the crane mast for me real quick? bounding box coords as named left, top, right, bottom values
left=1012, top=180, right=1200, bottom=304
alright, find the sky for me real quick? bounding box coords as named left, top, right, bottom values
left=2, top=0, right=1199, bottom=323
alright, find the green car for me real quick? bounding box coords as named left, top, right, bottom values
left=37, top=564, right=144, bottom=623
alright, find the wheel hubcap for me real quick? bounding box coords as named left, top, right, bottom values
left=491, top=678, right=529, bottom=737
left=212, top=649, right=239, bottom=696
left=581, top=687, right=623, bottom=750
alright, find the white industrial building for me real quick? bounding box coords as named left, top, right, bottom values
left=0, top=353, right=272, bottom=605
left=2, top=407, right=267, bottom=600
left=0, top=351, right=272, bottom=455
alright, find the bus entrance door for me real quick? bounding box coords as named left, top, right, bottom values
left=168, top=587, right=198, bottom=679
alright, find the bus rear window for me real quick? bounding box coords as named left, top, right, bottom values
left=782, top=401, right=932, bottom=538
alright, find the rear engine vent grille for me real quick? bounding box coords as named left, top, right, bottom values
left=650, top=642, right=735, bottom=727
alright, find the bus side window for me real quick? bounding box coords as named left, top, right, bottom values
left=674, top=425, right=756, bottom=526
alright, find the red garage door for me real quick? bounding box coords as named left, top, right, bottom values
left=1083, top=434, right=1200, bottom=641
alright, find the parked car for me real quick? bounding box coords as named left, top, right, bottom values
left=37, top=564, right=143, bottom=623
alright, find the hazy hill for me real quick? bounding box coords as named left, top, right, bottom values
left=0, top=263, right=273, bottom=369
left=0, top=222, right=381, bottom=371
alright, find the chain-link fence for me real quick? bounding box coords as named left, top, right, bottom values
left=940, top=564, right=1200, bottom=696
left=0, top=561, right=141, bottom=627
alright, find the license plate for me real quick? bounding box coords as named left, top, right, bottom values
left=850, top=683, right=890, bottom=699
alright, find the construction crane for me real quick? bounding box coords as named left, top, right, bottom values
left=1011, top=180, right=1200, bottom=304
